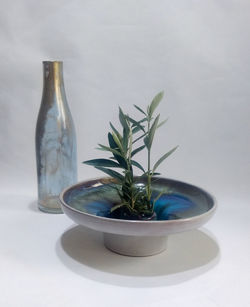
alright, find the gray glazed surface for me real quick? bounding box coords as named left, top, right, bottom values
left=60, top=177, right=216, bottom=256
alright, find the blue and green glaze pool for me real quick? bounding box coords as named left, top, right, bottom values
left=62, top=177, right=215, bottom=221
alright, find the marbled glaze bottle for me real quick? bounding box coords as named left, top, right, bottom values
left=35, top=61, right=77, bottom=213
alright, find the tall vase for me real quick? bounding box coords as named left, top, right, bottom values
left=35, top=61, right=77, bottom=213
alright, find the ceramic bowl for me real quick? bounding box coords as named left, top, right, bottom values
left=59, top=177, right=216, bottom=256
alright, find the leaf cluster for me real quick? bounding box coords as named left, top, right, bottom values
left=83, top=91, right=178, bottom=219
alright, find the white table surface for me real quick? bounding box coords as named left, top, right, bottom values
left=0, top=188, right=249, bottom=307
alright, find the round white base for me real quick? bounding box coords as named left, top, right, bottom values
left=103, top=233, right=168, bottom=257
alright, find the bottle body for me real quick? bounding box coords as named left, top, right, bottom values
left=36, top=61, right=77, bottom=213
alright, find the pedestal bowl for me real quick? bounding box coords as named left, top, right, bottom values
left=60, top=177, right=216, bottom=256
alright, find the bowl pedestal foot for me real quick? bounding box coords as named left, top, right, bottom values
left=103, top=233, right=168, bottom=257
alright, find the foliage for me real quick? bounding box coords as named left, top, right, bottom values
left=83, top=91, right=178, bottom=219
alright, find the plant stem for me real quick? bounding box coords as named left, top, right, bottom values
left=127, top=123, right=134, bottom=208
left=147, top=117, right=151, bottom=202
left=132, top=131, right=147, bottom=144
left=128, top=125, right=133, bottom=162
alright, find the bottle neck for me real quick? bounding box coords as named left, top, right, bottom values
left=42, top=61, right=67, bottom=105
left=43, top=61, right=64, bottom=89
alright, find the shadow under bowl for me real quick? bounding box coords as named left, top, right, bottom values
left=59, top=177, right=216, bottom=256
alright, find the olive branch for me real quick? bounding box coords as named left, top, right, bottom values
left=83, top=91, right=178, bottom=218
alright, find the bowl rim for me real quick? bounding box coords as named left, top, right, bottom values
left=59, top=177, right=217, bottom=224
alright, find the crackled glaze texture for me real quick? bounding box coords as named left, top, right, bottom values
left=36, top=61, right=77, bottom=213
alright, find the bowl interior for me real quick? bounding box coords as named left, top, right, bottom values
left=62, top=177, right=214, bottom=221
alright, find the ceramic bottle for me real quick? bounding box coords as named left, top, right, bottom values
left=35, top=61, right=77, bottom=213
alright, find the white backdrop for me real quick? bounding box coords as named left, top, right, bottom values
left=0, top=1, right=250, bottom=306
left=1, top=0, right=249, bottom=196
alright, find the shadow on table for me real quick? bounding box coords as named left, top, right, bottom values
left=56, top=225, right=220, bottom=287
left=28, top=200, right=41, bottom=213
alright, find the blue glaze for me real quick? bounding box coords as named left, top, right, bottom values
left=153, top=193, right=195, bottom=220
left=85, top=201, right=113, bottom=217
left=65, top=180, right=211, bottom=221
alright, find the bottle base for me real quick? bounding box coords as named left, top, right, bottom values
left=38, top=196, right=64, bottom=214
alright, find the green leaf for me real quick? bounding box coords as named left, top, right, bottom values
left=95, top=166, right=124, bottom=182
left=108, top=133, right=118, bottom=150
left=109, top=122, right=122, bottom=140
left=147, top=114, right=160, bottom=149
left=128, top=126, right=133, bottom=159
left=132, top=126, right=141, bottom=134
left=134, top=104, right=147, bottom=115
left=131, top=160, right=145, bottom=172
left=148, top=91, right=164, bottom=118
left=126, top=116, right=139, bottom=126
left=143, top=135, right=149, bottom=149
left=127, top=116, right=145, bottom=132
left=131, top=145, right=146, bottom=157
left=112, top=132, right=124, bottom=153
left=153, top=146, right=179, bottom=172
left=83, top=159, right=121, bottom=168
left=110, top=203, right=127, bottom=213
left=108, top=134, right=127, bottom=168
left=140, top=171, right=161, bottom=177
left=138, top=118, right=148, bottom=124
left=157, top=118, right=168, bottom=129
left=122, top=127, right=129, bottom=152
left=97, top=143, right=122, bottom=156
left=119, top=107, right=129, bottom=131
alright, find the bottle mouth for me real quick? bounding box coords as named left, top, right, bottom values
left=43, top=61, right=63, bottom=64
